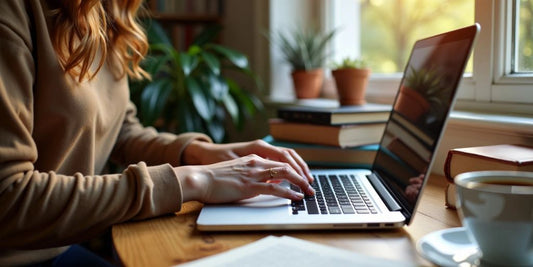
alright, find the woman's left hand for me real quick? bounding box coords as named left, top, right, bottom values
left=183, top=139, right=313, bottom=183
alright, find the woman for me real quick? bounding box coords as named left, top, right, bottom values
left=0, top=0, right=314, bottom=265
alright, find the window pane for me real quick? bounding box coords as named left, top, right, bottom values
left=515, top=0, right=533, bottom=73
left=360, top=0, right=474, bottom=74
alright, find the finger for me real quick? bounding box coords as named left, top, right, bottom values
left=265, top=146, right=313, bottom=184
left=276, top=149, right=304, bottom=176
left=263, top=166, right=315, bottom=196
left=248, top=181, right=304, bottom=201
left=274, top=147, right=312, bottom=183
left=286, top=149, right=314, bottom=183
left=252, top=141, right=313, bottom=183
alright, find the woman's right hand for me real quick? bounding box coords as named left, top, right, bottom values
left=174, top=154, right=315, bottom=204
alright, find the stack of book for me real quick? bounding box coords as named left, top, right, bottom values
left=267, top=103, right=392, bottom=167
left=443, top=144, right=533, bottom=209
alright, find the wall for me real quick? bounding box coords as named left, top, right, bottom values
left=221, top=0, right=324, bottom=142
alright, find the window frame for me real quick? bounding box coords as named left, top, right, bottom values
left=268, top=0, right=533, bottom=113
left=369, top=0, right=533, bottom=108
left=363, top=0, right=533, bottom=109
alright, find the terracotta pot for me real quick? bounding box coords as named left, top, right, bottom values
left=394, top=86, right=430, bottom=122
left=332, top=68, right=371, bottom=106
left=291, top=69, right=324, bottom=99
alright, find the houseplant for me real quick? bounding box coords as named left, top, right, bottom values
left=130, top=22, right=263, bottom=143
left=331, top=57, right=371, bottom=105
left=394, top=66, right=443, bottom=122
left=268, top=27, right=336, bottom=99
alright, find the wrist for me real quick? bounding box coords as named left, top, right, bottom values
left=175, top=166, right=208, bottom=202
left=183, top=140, right=205, bottom=165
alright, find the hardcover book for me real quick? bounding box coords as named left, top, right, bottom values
left=263, top=135, right=378, bottom=168
left=268, top=119, right=385, bottom=148
left=277, top=103, right=391, bottom=126
left=443, top=144, right=533, bottom=208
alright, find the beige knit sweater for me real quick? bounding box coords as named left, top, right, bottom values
left=0, top=0, right=212, bottom=265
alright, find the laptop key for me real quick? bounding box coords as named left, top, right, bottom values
left=328, top=206, right=342, bottom=214
left=356, top=209, right=370, bottom=214
left=341, top=205, right=355, bottom=214
left=306, top=201, right=319, bottom=214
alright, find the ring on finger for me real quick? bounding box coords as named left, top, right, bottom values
left=268, top=168, right=278, bottom=179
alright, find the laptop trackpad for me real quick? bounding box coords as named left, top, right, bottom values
left=237, top=195, right=290, bottom=208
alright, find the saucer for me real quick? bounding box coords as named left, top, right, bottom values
left=417, top=227, right=481, bottom=267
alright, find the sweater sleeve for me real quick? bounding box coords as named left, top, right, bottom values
left=110, top=102, right=213, bottom=167
left=0, top=2, right=205, bottom=250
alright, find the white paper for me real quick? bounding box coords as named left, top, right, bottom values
left=176, top=235, right=415, bottom=267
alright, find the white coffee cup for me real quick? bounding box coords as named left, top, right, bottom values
left=455, top=171, right=533, bottom=266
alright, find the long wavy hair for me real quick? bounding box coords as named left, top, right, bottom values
left=47, top=0, right=149, bottom=82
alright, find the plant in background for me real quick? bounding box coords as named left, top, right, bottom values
left=331, top=57, right=368, bottom=70
left=265, top=27, right=336, bottom=99
left=130, top=21, right=263, bottom=143
left=268, top=27, right=336, bottom=71
left=331, top=57, right=371, bottom=106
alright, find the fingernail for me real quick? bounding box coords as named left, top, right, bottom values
left=308, top=185, right=315, bottom=195
left=293, top=191, right=304, bottom=199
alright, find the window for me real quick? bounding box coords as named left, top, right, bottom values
left=477, top=0, right=533, bottom=109
left=514, top=0, right=533, bottom=73
left=333, top=0, right=533, bottom=110
left=359, top=1, right=474, bottom=74
left=269, top=0, right=533, bottom=112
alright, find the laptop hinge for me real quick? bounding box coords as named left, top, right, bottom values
left=367, top=173, right=402, bottom=211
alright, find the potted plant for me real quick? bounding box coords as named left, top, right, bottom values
left=268, top=28, right=336, bottom=99
left=129, top=22, right=263, bottom=143
left=395, top=66, right=443, bottom=122
left=331, top=57, right=371, bottom=106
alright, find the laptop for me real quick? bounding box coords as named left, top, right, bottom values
left=196, top=24, right=480, bottom=231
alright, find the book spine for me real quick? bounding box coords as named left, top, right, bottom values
left=277, top=110, right=331, bottom=125
left=270, top=130, right=341, bottom=147
left=443, top=150, right=455, bottom=183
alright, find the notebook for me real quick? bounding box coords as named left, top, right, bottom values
left=196, top=24, right=480, bottom=231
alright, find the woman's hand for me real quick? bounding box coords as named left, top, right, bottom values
left=183, top=139, right=313, bottom=183
left=175, top=154, right=315, bottom=203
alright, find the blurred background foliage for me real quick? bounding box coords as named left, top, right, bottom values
left=360, top=0, right=474, bottom=73
left=130, top=20, right=264, bottom=143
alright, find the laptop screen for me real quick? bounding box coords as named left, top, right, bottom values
left=371, top=24, right=479, bottom=222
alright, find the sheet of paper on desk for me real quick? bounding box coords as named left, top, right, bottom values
left=176, top=235, right=415, bottom=267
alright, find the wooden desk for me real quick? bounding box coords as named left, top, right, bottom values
left=112, top=174, right=460, bottom=266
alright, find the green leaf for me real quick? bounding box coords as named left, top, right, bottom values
left=188, top=45, right=202, bottom=55
left=149, top=43, right=174, bottom=56
left=208, top=74, right=228, bottom=101
left=186, top=77, right=212, bottom=120
left=140, top=79, right=172, bottom=125
left=209, top=44, right=249, bottom=69
left=201, top=51, right=221, bottom=75
left=206, top=108, right=226, bottom=142
left=227, top=79, right=261, bottom=117
left=192, top=25, right=222, bottom=46
left=175, top=97, right=196, bottom=133
left=180, top=53, right=198, bottom=76
left=144, top=54, right=172, bottom=77
left=145, top=20, right=172, bottom=46
left=222, top=93, right=239, bottom=124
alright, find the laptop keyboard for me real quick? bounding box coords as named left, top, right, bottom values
left=291, top=174, right=378, bottom=215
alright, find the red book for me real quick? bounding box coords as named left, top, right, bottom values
left=444, top=144, right=533, bottom=183
left=443, top=144, right=533, bottom=208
